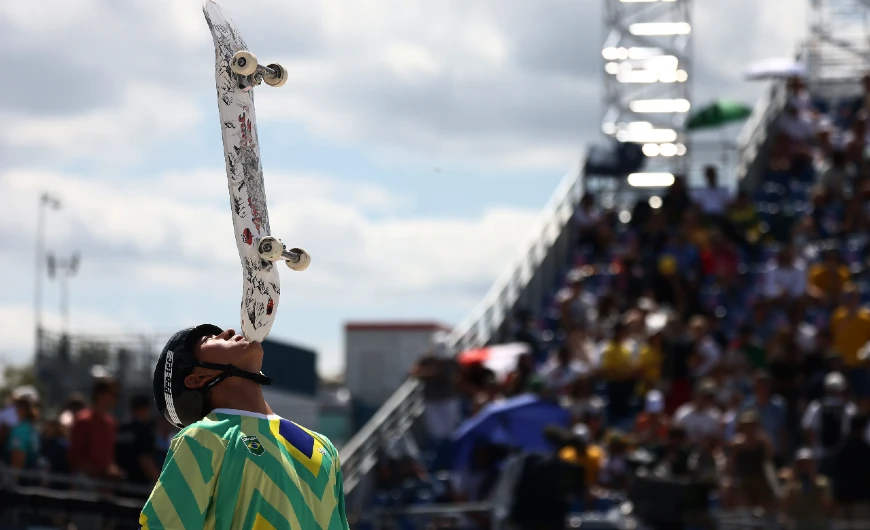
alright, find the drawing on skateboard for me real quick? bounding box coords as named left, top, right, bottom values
left=203, top=0, right=311, bottom=342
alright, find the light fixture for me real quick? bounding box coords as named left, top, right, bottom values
left=628, top=173, right=675, bottom=187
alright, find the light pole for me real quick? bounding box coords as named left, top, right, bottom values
left=34, top=193, right=62, bottom=354
left=46, top=252, right=80, bottom=338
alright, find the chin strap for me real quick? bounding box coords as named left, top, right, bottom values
left=196, top=361, right=273, bottom=390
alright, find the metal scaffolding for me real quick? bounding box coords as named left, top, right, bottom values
left=599, top=0, right=693, bottom=193
left=807, top=0, right=870, bottom=88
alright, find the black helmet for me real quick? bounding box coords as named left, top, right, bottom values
left=153, top=324, right=272, bottom=428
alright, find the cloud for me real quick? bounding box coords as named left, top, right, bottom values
left=0, top=167, right=539, bottom=370
left=1, top=0, right=807, bottom=172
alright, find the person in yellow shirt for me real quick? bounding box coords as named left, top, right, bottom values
left=557, top=423, right=604, bottom=494
left=808, top=249, right=852, bottom=308
left=599, top=322, right=640, bottom=425
left=831, top=285, right=870, bottom=368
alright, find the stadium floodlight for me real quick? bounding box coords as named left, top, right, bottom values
left=616, top=128, right=679, bottom=143
left=629, top=99, right=691, bottom=113
left=628, top=172, right=676, bottom=187
left=593, top=0, right=692, bottom=201
left=629, top=22, right=691, bottom=35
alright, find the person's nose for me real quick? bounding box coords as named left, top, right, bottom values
left=221, top=329, right=236, bottom=339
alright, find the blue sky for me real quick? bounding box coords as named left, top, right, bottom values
left=0, top=0, right=806, bottom=375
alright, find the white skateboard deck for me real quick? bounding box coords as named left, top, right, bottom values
left=203, top=0, right=280, bottom=342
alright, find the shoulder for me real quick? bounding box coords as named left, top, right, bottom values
left=306, top=425, right=341, bottom=462
left=173, top=414, right=238, bottom=448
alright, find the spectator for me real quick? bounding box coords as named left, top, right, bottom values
left=40, top=417, right=69, bottom=486
left=634, top=389, right=670, bottom=445
left=830, top=284, right=870, bottom=385
left=691, top=166, right=731, bottom=223
left=115, top=394, right=159, bottom=489
left=4, top=396, right=41, bottom=484
left=410, top=338, right=461, bottom=456
left=539, top=344, right=582, bottom=397
left=807, top=247, right=851, bottom=308
left=687, top=316, right=721, bottom=381
left=818, top=149, right=855, bottom=199
left=68, top=377, right=122, bottom=484
left=737, top=371, right=789, bottom=464
left=781, top=449, right=831, bottom=530
left=762, top=245, right=808, bottom=307
left=725, top=410, right=778, bottom=512
left=556, top=270, right=596, bottom=334
left=661, top=175, right=692, bottom=226
left=802, top=372, right=858, bottom=475
left=556, top=423, right=603, bottom=494
left=831, top=415, right=870, bottom=522
left=598, top=321, right=639, bottom=426
left=673, top=379, right=721, bottom=444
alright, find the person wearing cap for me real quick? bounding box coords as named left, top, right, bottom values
left=634, top=389, right=670, bottom=445
left=780, top=448, right=830, bottom=530
left=801, top=371, right=859, bottom=475
left=139, top=325, right=349, bottom=530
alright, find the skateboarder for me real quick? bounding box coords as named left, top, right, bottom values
left=139, top=324, right=349, bottom=530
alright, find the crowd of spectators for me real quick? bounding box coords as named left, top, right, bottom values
left=0, top=378, right=177, bottom=498
left=394, top=74, right=870, bottom=530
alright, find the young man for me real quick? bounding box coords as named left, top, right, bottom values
left=139, top=324, right=349, bottom=530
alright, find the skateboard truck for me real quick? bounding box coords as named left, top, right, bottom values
left=231, top=50, right=288, bottom=88
left=257, top=236, right=310, bottom=271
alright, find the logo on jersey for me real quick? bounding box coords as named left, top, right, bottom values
left=242, top=435, right=265, bottom=456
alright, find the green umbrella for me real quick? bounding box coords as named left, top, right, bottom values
left=686, top=99, right=752, bottom=131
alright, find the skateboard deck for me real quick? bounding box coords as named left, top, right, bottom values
left=203, top=0, right=308, bottom=342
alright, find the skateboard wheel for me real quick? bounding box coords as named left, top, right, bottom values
left=258, top=236, right=284, bottom=261
left=264, top=63, right=288, bottom=87
left=231, top=50, right=258, bottom=76
left=287, top=248, right=310, bottom=271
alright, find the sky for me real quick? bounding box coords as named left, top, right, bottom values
left=0, top=0, right=807, bottom=377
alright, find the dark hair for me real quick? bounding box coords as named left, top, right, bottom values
left=130, top=394, right=151, bottom=411
left=92, top=378, right=117, bottom=400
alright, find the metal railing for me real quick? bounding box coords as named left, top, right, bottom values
left=734, top=76, right=789, bottom=189
left=338, top=159, right=585, bottom=509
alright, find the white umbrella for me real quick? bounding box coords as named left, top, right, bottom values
left=745, top=58, right=807, bottom=81
left=457, top=343, right=532, bottom=382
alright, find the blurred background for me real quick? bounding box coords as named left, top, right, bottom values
left=4, top=0, right=870, bottom=529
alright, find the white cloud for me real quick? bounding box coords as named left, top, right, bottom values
left=1, top=0, right=808, bottom=170
left=0, top=167, right=539, bottom=370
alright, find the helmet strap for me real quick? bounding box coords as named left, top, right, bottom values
left=196, top=361, right=273, bottom=388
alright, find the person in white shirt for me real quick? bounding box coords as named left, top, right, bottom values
left=763, top=246, right=807, bottom=306
left=674, top=379, right=722, bottom=443
left=802, top=372, right=858, bottom=475
left=689, top=316, right=721, bottom=380
left=691, top=166, right=731, bottom=220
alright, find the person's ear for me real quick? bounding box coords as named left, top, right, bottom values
left=184, top=372, right=211, bottom=390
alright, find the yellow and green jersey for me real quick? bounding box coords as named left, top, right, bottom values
left=139, top=409, right=349, bottom=530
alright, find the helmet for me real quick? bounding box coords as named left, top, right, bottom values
left=153, top=324, right=272, bottom=428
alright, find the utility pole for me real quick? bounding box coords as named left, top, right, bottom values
left=34, top=193, right=62, bottom=355
left=46, top=252, right=81, bottom=338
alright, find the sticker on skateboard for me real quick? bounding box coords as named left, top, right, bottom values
left=203, top=0, right=310, bottom=342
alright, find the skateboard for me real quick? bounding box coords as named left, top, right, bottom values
left=203, top=0, right=310, bottom=342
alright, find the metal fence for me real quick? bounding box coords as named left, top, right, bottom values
left=0, top=467, right=148, bottom=530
